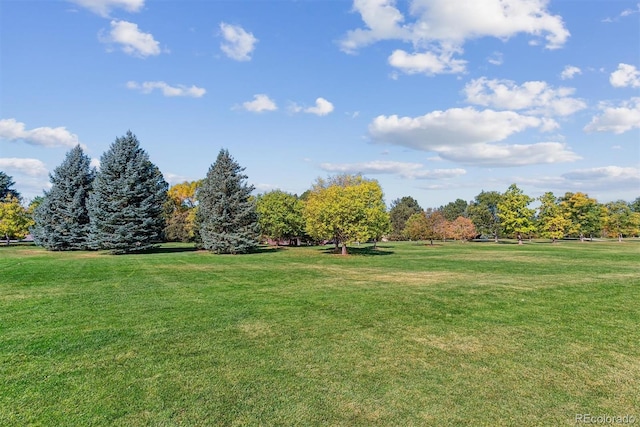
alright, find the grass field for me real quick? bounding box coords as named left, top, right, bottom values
left=1, top=240, right=639, bottom=426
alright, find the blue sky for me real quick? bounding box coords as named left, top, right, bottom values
left=1, top=0, right=639, bottom=208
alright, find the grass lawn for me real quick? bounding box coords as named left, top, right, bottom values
left=1, top=240, right=639, bottom=426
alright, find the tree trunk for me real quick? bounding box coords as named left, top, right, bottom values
left=341, top=243, right=347, bottom=255
left=429, top=238, right=433, bottom=246
left=334, top=239, right=339, bottom=252
left=494, top=233, right=498, bottom=243
left=618, top=234, right=623, bottom=242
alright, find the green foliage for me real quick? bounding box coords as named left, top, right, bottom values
left=439, top=198, right=468, bottom=221
left=196, top=149, right=258, bottom=254
left=31, top=145, right=95, bottom=250
left=537, top=192, right=570, bottom=242
left=0, top=171, right=21, bottom=201
left=303, top=174, right=389, bottom=255
left=497, top=184, right=536, bottom=240
left=630, top=197, right=640, bottom=213
left=87, top=131, right=168, bottom=254
left=403, top=211, right=432, bottom=242
left=467, top=190, right=502, bottom=240
left=559, top=192, right=604, bottom=239
left=0, top=195, right=33, bottom=244
left=603, top=200, right=640, bottom=239
left=256, top=190, right=305, bottom=245
left=389, top=196, right=423, bottom=240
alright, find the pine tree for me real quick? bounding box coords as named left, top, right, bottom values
left=197, top=149, right=258, bottom=254
left=87, top=131, right=168, bottom=254
left=32, top=145, right=95, bottom=250
left=0, top=171, right=21, bottom=200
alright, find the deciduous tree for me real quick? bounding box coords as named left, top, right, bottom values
left=303, top=174, right=389, bottom=255
left=603, top=200, right=640, bottom=241
left=389, top=196, right=423, bottom=240
left=559, top=192, right=604, bottom=241
left=0, top=195, right=33, bottom=245
left=196, top=149, right=258, bottom=254
left=449, top=216, right=477, bottom=242
left=497, top=184, right=536, bottom=244
left=164, top=180, right=201, bottom=242
left=256, top=190, right=305, bottom=246
left=467, top=190, right=502, bottom=242
left=87, top=131, right=168, bottom=253
left=537, top=192, right=570, bottom=243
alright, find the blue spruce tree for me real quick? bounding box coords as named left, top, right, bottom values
left=88, top=131, right=168, bottom=254
left=32, top=145, right=95, bottom=250
left=197, top=149, right=258, bottom=254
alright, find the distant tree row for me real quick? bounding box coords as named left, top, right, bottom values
left=389, top=185, right=640, bottom=244
left=2, top=134, right=639, bottom=252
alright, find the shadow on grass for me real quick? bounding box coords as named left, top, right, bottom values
left=319, top=245, right=394, bottom=256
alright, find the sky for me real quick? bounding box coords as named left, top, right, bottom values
left=1, top=0, right=639, bottom=209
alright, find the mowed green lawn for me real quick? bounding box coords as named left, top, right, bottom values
left=1, top=241, right=638, bottom=426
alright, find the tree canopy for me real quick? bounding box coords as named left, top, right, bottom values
left=498, top=184, right=536, bottom=243
left=256, top=190, right=305, bottom=245
left=87, top=131, right=168, bottom=253
left=303, top=174, right=389, bottom=255
left=32, top=145, right=95, bottom=250
left=0, top=171, right=21, bottom=201
left=389, top=196, right=423, bottom=240
left=196, top=149, right=258, bottom=254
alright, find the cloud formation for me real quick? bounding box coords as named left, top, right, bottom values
left=68, top=0, right=144, bottom=17
left=320, top=160, right=466, bottom=179
left=0, top=118, right=80, bottom=148
left=368, top=107, right=580, bottom=166
left=584, top=98, right=640, bottom=134
left=341, top=0, right=570, bottom=75
left=560, top=65, right=581, bottom=80
left=126, top=81, right=206, bottom=97
left=463, top=77, right=587, bottom=116
left=290, top=98, right=335, bottom=116
left=241, top=94, right=278, bottom=112
left=220, top=23, right=257, bottom=61
left=0, top=158, right=48, bottom=177
left=100, top=20, right=162, bottom=57
left=610, top=63, right=640, bottom=88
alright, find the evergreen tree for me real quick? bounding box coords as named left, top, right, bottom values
left=197, top=149, right=258, bottom=254
left=88, top=131, right=168, bottom=254
left=389, top=196, right=423, bottom=240
left=32, top=145, right=95, bottom=250
left=0, top=171, right=21, bottom=200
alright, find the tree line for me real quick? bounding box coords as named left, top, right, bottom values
left=1, top=131, right=639, bottom=253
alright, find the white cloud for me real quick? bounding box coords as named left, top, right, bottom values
left=610, top=63, right=640, bottom=88
left=584, top=98, right=640, bottom=134
left=0, top=118, right=81, bottom=148
left=388, top=49, right=466, bottom=75
left=219, top=23, right=258, bottom=61
left=240, top=94, right=277, bottom=113
left=463, top=77, right=587, bottom=116
left=291, top=98, right=334, bottom=116
left=438, top=142, right=581, bottom=166
left=90, top=158, right=101, bottom=170
left=0, top=158, right=48, bottom=177
left=320, top=160, right=466, bottom=179
left=68, top=0, right=144, bottom=17
left=369, top=107, right=555, bottom=150
left=126, top=81, right=206, bottom=97
left=304, top=98, right=334, bottom=116
left=522, top=166, right=640, bottom=194
left=99, top=20, right=161, bottom=58
left=560, top=65, right=581, bottom=80
left=341, top=0, right=570, bottom=75
left=367, top=108, right=581, bottom=166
